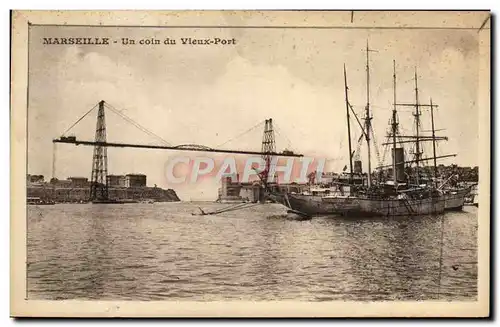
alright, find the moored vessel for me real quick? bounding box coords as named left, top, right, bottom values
left=442, top=187, right=470, bottom=211
left=27, top=197, right=55, bottom=205
left=283, top=49, right=454, bottom=217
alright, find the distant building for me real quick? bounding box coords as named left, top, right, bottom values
left=239, top=183, right=261, bottom=202
left=53, top=179, right=72, bottom=188
left=27, top=174, right=44, bottom=184
left=268, top=183, right=309, bottom=194
left=218, top=177, right=261, bottom=203
left=107, top=175, right=127, bottom=187
left=67, top=177, right=89, bottom=188
left=125, top=174, right=147, bottom=188
left=218, top=174, right=309, bottom=203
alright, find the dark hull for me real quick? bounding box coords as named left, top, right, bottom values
left=443, top=188, right=469, bottom=211
left=286, top=194, right=361, bottom=216
left=91, top=199, right=138, bottom=204
left=27, top=202, right=55, bottom=205
left=352, top=197, right=445, bottom=216
left=286, top=193, right=446, bottom=217
left=445, top=205, right=463, bottom=211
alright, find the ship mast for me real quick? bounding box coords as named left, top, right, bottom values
left=344, top=64, right=354, bottom=183
left=365, top=41, right=374, bottom=188
left=413, top=68, right=422, bottom=186
left=430, top=98, right=438, bottom=188
left=392, top=60, right=398, bottom=187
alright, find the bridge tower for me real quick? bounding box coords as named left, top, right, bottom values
left=261, top=118, right=276, bottom=184
left=90, top=100, right=109, bottom=201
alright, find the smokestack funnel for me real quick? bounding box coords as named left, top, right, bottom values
left=354, top=160, right=362, bottom=173
left=392, top=148, right=405, bottom=182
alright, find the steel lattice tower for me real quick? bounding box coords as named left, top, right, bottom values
left=90, top=100, right=109, bottom=201
left=261, top=118, right=276, bottom=184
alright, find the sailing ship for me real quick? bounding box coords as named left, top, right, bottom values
left=284, top=43, right=457, bottom=217
left=282, top=59, right=367, bottom=216
left=334, top=61, right=447, bottom=216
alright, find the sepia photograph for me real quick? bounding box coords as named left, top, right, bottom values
left=10, top=10, right=490, bottom=317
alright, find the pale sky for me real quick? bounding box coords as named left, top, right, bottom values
left=28, top=24, right=481, bottom=200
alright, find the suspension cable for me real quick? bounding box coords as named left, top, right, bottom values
left=104, top=103, right=172, bottom=146
left=273, top=123, right=293, bottom=150
left=60, top=103, right=99, bottom=136
left=216, top=120, right=265, bottom=148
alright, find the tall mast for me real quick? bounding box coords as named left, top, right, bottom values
left=392, top=60, right=398, bottom=187
left=414, top=68, right=421, bottom=186
left=365, top=41, right=373, bottom=188
left=344, top=64, right=354, bottom=182
left=430, top=98, right=438, bottom=188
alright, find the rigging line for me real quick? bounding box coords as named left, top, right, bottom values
left=216, top=120, right=265, bottom=148
left=371, top=128, right=384, bottom=167
left=381, top=134, right=390, bottom=165
left=60, top=103, right=99, bottom=136
left=349, top=103, right=368, bottom=139
left=104, top=103, right=172, bottom=146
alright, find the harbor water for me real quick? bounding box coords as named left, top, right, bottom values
left=27, top=202, right=478, bottom=301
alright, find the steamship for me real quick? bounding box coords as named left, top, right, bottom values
left=283, top=46, right=458, bottom=217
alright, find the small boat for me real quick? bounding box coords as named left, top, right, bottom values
left=27, top=197, right=55, bottom=205
left=91, top=198, right=138, bottom=204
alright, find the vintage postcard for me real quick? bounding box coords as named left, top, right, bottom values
left=11, top=10, right=490, bottom=317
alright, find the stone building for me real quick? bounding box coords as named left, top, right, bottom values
left=107, top=175, right=127, bottom=187
left=125, top=174, right=147, bottom=188
left=67, top=177, right=89, bottom=188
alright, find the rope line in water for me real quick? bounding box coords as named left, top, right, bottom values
left=437, top=214, right=445, bottom=299
left=200, top=202, right=262, bottom=215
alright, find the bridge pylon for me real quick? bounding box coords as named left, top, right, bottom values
left=260, top=118, right=276, bottom=185
left=89, top=100, right=109, bottom=201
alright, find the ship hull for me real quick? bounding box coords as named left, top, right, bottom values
left=286, top=194, right=361, bottom=216
left=443, top=188, right=469, bottom=211
left=353, top=197, right=446, bottom=216
left=286, top=193, right=446, bottom=217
